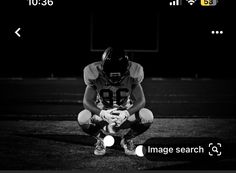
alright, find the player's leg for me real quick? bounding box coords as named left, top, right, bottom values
left=77, top=109, right=107, bottom=155
left=119, top=108, right=154, bottom=155
left=123, top=108, right=154, bottom=139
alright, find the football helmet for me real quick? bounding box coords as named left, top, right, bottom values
left=102, top=47, right=129, bottom=85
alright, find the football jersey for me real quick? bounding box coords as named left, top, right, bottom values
left=83, top=61, right=144, bottom=109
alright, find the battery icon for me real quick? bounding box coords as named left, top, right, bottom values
left=201, top=0, right=218, bottom=6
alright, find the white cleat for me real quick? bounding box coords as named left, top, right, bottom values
left=94, top=137, right=106, bottom=156
left=120, top=138, right=136, bottom=155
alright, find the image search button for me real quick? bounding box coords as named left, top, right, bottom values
left=208, top=143, right=222, bottom=156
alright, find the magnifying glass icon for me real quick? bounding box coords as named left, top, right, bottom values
left=212, top=146, right=218, bottom=153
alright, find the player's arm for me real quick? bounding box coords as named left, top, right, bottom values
left=83, top=85, right=117, bottom=123
left=114, top=83, right=145, bottom=127
left=83, top=85, right=101, bottom=115
left=127, top=83, right=146, bottom=115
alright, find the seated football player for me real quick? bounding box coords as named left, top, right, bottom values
left=77, top=46, right=153, bottom=156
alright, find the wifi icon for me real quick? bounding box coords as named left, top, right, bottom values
left=186, top=0, right=197, bottom=5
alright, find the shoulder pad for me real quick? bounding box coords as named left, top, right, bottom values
left=83, top=62, right=102, bottom=86
left=129, top=61, right=144, bottom=83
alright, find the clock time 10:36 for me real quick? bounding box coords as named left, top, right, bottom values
left=27, top=0, right=54, bottom=6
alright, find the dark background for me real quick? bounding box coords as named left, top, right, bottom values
left=0, top=1, right=236, bottom=170
left=1, top=0, right=234, bottom=78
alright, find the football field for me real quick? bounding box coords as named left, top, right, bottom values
left=0, top=78, right=236, bottom=170
left=0, top=119, right=236, bottom=170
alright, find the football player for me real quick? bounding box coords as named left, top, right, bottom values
left=78, top=47, right=153, bottom=155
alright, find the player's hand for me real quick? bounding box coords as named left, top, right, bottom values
left=113, top=110, right=130, bottom=127
left=99, top=108, right=118, bottom=123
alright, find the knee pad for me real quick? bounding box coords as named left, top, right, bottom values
left=139, top=108, right=154, bottom=124
left=77, top=109, right=92, bottom=127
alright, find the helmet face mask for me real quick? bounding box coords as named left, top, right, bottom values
left=102, top=47, right=129, bottom=85
left=108, top=72, right=122, bottom=84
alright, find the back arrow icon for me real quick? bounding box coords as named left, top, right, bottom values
left=15, top=28, right=21, bottom=37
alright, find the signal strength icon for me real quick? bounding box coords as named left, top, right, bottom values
left=186, top=0, right=197, bottom=5
left=169, top=0, right=182, bottom=6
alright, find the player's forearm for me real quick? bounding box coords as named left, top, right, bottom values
left=83, top=99, right=101, bottom=115
left=127, top=97, right=146, bottom=116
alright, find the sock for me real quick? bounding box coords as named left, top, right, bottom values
left=123, top=122, right=151, bottom=140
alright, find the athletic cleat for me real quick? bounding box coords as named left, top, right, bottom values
left=120, top=138, right=136, bottom=155
left=94, top=137, right=106, bottom=155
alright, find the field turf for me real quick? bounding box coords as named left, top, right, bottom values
left=0, top=78, right=235, bottom=170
